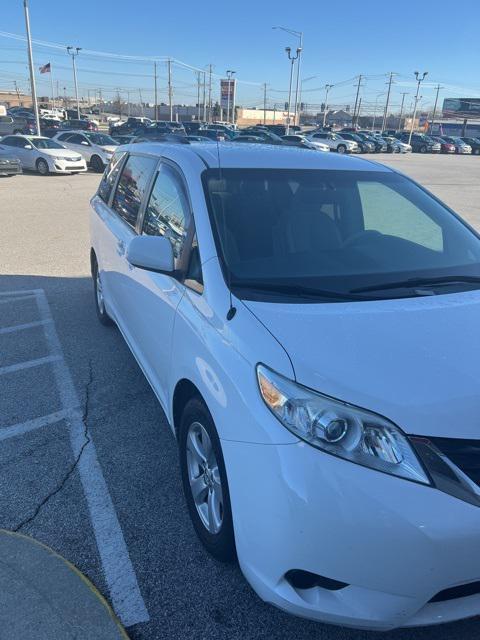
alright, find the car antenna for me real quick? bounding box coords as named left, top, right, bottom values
left=216, top=137, right=236, bottom=321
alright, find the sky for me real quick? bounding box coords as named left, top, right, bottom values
left=1, top=0, right=480, bottom=114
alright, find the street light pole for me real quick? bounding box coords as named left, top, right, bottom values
left=285, top=46, right=300, bottom=134
left=273, top=26, right=303, bottom=127
left=323, top=84, right=333, bottom=128
left=226, top=70, right=235, bottom=124
left=408, top=71, right=428, bottom=145
left=23, top=0, right=40, bottom=135
left=67, top=46, right=81, bottom=119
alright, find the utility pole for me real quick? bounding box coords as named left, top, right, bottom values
left=208, top=64, right=212, bottom=123
left=154, top=61, right=158, bottom=121
left=293, top=32, right=303, bottom=126
left=168, top=59, right=173, bottom=121
left=352, top=75, right=363, bottom=127
left=408, top=71, right=428, bottom=145
left=263, top=83, right=267, bottom=125
left=63, top=86, right=67, bottom=109
left=14, top=80, right=21, bottom=104
left=23, top=0, right=40, bottom=134
left=126, top=90, right=131, bottom=117
left=430, top=84, right=443, bottom=134
left=202, top=71, right=207, bottom=121
left=322, top=84, right=333, bottom=128
left=139, top=89, right=144, bottom=116
left=67, top=46, right=81, bottom=118
left=381, top=72, right=395, bottom=132
left=196, top=72, right=201, bottom=120
left=226, top=70, right=235, bottom=124
left=398, top=92, right=408, bottom=132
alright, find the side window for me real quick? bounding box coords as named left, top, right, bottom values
left=142, top=164, right=191, bottom=262
left=358, top=181, right=443, bottom=251
left=58, top=133, right=72, bottom=142
left=68, top=134, right=85, bottom=144
left=97, top=151, right=127, bottom=204
left=112, top=154, right=157, bottom=227
left=0, top=137, right=15, bottom=146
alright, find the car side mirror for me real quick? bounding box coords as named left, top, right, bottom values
left=127, top=235, right=174, bottom=274
left=24, top=144, right=33, bottom=149
left=81, top=140, right=89, bottom=145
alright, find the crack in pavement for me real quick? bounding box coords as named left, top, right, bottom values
left=13, top=360, right=94, bottom=532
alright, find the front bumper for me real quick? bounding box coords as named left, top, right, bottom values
left=50, top=158, right=87, bottom=173
left=222, top=436, right=480, bottom=630
left=0, top=162, right=22, bottom=176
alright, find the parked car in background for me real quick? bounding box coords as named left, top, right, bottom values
left=441, top=136, right=472, bottom=154
left=338, top=132, right=374, bottom=153
left=356, top=132, right=388, bottom=153
left=40, top=118, right=63, bottom=137
left=185, top=135, right=215, bottom=143
left=0, top=144, right=22, bottom=176
left=90, top=141, right=480, bottom=631
left=196, top=128, right=228, bottom=142
left=461, top=137, right=480, bottom=155
left=0, top=135, right=86, bottom=175
left=0, top=114, right=30, bottom=136
left=61, top=118, right=98, bottom=132
left=282, top=134, right=329, bottom=151
left=111, top=134, right=137, bottom=146
left=201, top=126, right=236, bottom=140
left=430, top=137, right=456, bottom=154
left=306, top=131, right=359, bottom=153
left=53, top=131, right=118, bottom=172
left=383, top=136, right=412, bottom=153
left=396, top=132, right=441, bottom=153
left=233, top=135, right=267, bottom=144
left=241, top=128, right=286, bottom=145
left=184, top=122, right=205, bottom=134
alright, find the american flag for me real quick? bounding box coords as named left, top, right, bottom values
left=39, top=62, right=51, bottom=74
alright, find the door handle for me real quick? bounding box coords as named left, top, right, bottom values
left=116, top=240, right=126, bottom=256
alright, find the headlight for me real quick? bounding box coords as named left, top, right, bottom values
left=52, top=156, right=65, bottom=161
left=257, top=364, right=430, bottom=484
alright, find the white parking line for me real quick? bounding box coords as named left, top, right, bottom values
left=0, top=355, right=61, bottom=376
left=0, top=320, right=50, bottom=335
left=0, top=409, right=75, bottom=442
left=34, top=290, right=149, bottom=628
left=0, top=295, right=37, bottom=305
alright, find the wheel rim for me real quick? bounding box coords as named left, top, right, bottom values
left=186, top=421, right=223, bottom=534
left=96, top=270, right=105, bottom=313
left=38, top=160, right=48, bottom=174
left=338, top=146, right=345, bottom=154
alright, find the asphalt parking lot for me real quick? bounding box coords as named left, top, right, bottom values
left=1, top=154, right=480, bottom=640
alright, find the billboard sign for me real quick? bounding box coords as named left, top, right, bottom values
left=443, top=98, right=480, bottom=117
left=220, top=79, right=236, bottom=110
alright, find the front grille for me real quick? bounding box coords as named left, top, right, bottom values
left=430, top=437, right=480, bottom=487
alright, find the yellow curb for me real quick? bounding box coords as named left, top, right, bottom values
left=0, top=529, right=130, bottom=640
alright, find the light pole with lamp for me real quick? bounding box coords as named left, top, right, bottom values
left=408, top=71, right=428, bottom=145
left=273, top=26, right=303, bottom=126
left=284, top=46, right=301, bottom=134
left=67, top=46, right=82, bottom=118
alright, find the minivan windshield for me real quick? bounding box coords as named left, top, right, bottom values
left=203, top=168, right=480, bottom=302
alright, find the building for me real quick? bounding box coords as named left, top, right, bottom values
left=443, top=98, right=480, bottom=118
left=0, top=91, right=33, bottom=108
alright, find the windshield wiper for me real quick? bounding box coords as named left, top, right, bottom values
left=352, top=275, right=480, bottom=294
left=231, top=281, right=379, bottom=301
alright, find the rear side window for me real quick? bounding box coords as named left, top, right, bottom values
left=142, top=164, right=191, bottom=261
left=112, top=154, right=157, bottom=228
left=97, top=151, right=126, bottom=203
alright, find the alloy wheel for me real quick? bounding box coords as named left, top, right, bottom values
left=186, top=421, right=224, bottom=534
left=96, top=270, right=105, bottom=314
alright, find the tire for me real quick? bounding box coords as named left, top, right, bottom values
left=419, top=145, right=427, bottom=154
left=474, top=149, right=480, bottom=155
left=337, top=144, right=347, bottom=154
left=36, top=158, right=49, bottom=175
left=90, top=155, right=104, bottom=173
left=92, top=261, right=113, bottom=326
left=179, top=396, right=236, bottom=562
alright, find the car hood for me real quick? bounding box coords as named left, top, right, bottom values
left=40, top=148, right=81, bottom=158
left=244, top=291, right=480, bottom=439
left=99, top=145, right=117, bottom=153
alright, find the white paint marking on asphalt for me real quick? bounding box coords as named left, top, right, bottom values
left=34, top=289, right=149, bottom=628
left=0, top=409, right=77, bottom=442
left=0, top=319, right=50, bottom=335
left=0, top=355, right=61, bottom=376
left=0, top=295, right=37, bottom=305
left=0, top=289, right=42, bottom=297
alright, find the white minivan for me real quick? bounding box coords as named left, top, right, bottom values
left=90, top=141, right=480, bottom=630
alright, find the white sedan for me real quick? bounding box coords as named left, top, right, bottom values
left=0, top=135, right=86, bottom=174
left=53, top=131, right=118, bottom=172
left=307, top=131, right=359, bottom=153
